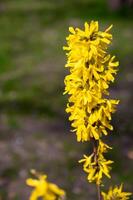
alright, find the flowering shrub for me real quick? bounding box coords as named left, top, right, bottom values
left=63, top=21, right=132, bottom=199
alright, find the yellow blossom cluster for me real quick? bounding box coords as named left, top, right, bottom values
left=64, top=21, right=119, bottom=142
left=101, top=185, right=132, bottom=200
left=64, top=21, right=119, bottom=184
left=26, top=170, right=65, bottom=200
left=79, top=140, right=113, bottom=185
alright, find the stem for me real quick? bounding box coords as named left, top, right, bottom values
left=92, top=138, right=102, bottom=200
left=97, top=184, right=101, bottom=200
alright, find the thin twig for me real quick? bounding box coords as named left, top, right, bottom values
left=97, top=184, right=101, bottom=200
left=92, top=138, right=102, bottom=200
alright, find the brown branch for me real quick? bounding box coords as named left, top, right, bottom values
left=91, top=138, right=102, bottom=200
left=97, top=184, right=102, bottom=200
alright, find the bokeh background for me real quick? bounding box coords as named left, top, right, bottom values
left=0, top=0, right=133, bottom=199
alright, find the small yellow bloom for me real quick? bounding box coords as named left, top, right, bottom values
left=79, top=150, right=113, bottom=185
left=26, top=171, right=65, bottom=200
left=102, top=184, right=132, bottom=200
left=98, top=140, right=112, bottom=154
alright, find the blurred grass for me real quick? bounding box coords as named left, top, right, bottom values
left=0, top=0, right=132, bottom=116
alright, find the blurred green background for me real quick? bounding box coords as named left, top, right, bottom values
left=0, top=0, right=133, bottom=199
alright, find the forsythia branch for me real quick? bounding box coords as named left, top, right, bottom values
left=64, top=21, right=132, bottom=200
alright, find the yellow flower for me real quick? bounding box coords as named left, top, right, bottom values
left=98, top=140, right=112, bottom=154
left=79, top=149, right=113, bottom=185
left=26, top=171, right=65, bottom=200
left=64, top=21, right=119, bottom=142
left=102, top=184, right=132, bottom=200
